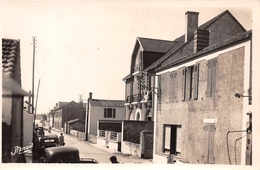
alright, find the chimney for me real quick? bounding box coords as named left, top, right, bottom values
left=89, top=92, right=92, bottom=99
left=185, top=11, right=199, bottom=42
left=194, top=29, right=210, bottom=53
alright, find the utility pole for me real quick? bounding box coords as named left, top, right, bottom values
left=31, top=36, right=37, bottom=162
left=35, top=79, right=41, bottom=115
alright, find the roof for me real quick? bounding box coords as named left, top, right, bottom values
left=2, top=38, right=29, bottom=97
left=90, top=99, right=125, bottom=107
left=2, top=39, right=20, bottom=77
left=155, top=30, right=252, bottom=72
left=2, top=73, right=29, bottom=97
left=54, top=101, right=86, bottom=111
left=146, top=10, right=246, bottom=71
left=137, top=37, right=173, bottom=53
left=144, top=35, right=185, bottom=71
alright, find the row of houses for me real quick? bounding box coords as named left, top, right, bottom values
left=2, top=9, right=256, bottom=165
left=122, top=9, right=253, bottom=164
left=47, top=9, right=254, bottom=165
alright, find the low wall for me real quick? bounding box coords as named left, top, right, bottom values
left=78, top=131, right=86, bottom=141
left=69, top=129, right=86, bottom=141
left=108, top=140, right=119, bottom=151
left=88, top=134, right=97, bottom=144
left=70, top=129, right=78, bottom=137
left=153, top=153, right=168, bottom=164
left=122, top=141, right=140, bottom=157
left=97, top=137, right=106, bottom=146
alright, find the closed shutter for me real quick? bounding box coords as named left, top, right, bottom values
left=165, top=126, right=171, bottom=151
left=193, top=63, right=199, bottom=99
left=206, top=60, right=212, bottom=97
left=176, top=126, right=182, bottom=153
left=203, top=124, right=216, bottom=164
left=211, top=59, right=217, bottom=97
left=181, top=67, right=186, bottom=101
left=173, top=72, right=178, bottom=102
left=208, top=125, right=215, bottom=164
left=170, top=72, right=174, bottom=102
left=203, top=125, right=210, bottom=163
left=170, top=71, right=177, bottom=102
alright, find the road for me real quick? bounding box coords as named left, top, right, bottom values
left=40, top=125, right=152, bottom=164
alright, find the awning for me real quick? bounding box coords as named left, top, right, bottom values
left=2, top=73, right=29, bottom=97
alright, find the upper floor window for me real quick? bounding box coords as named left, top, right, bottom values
left=104, top=108, right=116, bottom=118
left=181, top=63, right=199, bottom=101
left=206, top=58, right=217, bottom=97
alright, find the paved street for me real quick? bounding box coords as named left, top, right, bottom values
left=44, top=127, right=153, bottom=164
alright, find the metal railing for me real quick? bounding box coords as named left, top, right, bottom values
left=98, top=130, right=105, bottom=138
left=110, top=131, right=118, bottom=141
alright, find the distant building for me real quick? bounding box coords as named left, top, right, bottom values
left=86, top=92, right=125, bottom=144
left=53, top=101, right=86, bottom=134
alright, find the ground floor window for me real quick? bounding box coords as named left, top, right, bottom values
left=163, top=124, right=182, bottom=157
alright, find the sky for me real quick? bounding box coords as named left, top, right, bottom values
left=1, top=0, right=257, bottom=114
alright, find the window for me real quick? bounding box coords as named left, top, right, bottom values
left=104, top=108, right=116, bottom=118
left=163, top=125, right=182, bottom=157
left=206, top=58, right=217, bottom=97
left=136, top=112, right=140, bottom=121
left=181, top=63, right=199, bottom=101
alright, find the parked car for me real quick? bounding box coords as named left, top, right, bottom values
left=40, top=146, right=98, bottom=163
left=37, top=135, right=60, bottom=157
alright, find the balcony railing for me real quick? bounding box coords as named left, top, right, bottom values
left=98, top=130, right=105, bottom=138
left=125, top=95, right=133, bottom=103
left=134, top=64, right=142, bottom=73
left=133, top=93, right=142, bottom=103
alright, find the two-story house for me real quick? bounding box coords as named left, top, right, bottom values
left=85, top=92, right=125, bottom=148
left=145, top=10, right=252, bottom=165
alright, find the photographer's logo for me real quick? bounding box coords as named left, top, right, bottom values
left=11, top=143, right=33, bottom=155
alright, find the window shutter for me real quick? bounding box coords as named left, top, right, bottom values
left=203, top=125, right=210, bottom=163
left=208, top=125, right=216, bottom=164
left=193, top=63, right=199, bottom=100
left=113, top=109, right=116, bottom=118
left=211, top=59, right=217, bottom=97
left=206, top=60, right=212, bottom=97
left=186, top=67, right=191, bottom=100
left=176, top=127, right=182, bottom=153
left=170, top=72, right=174, bottom=102
left=181, top=67, right=186, bottom=101
left=173, top=71, right=178, bottom=102
left=164, top=126, right=171, bottom=151
left=203, top=124, right=216, bottom=164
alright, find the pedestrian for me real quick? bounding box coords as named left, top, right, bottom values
left=59, top=133, right=65, bottom=146
left=110, top=156, right=119, bottom=163
left=48, top=126, right=51, bottom=133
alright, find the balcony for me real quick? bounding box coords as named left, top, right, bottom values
left=132, top=93, right=142, bottom=103
left=125, top=95, right=133, bottom=105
